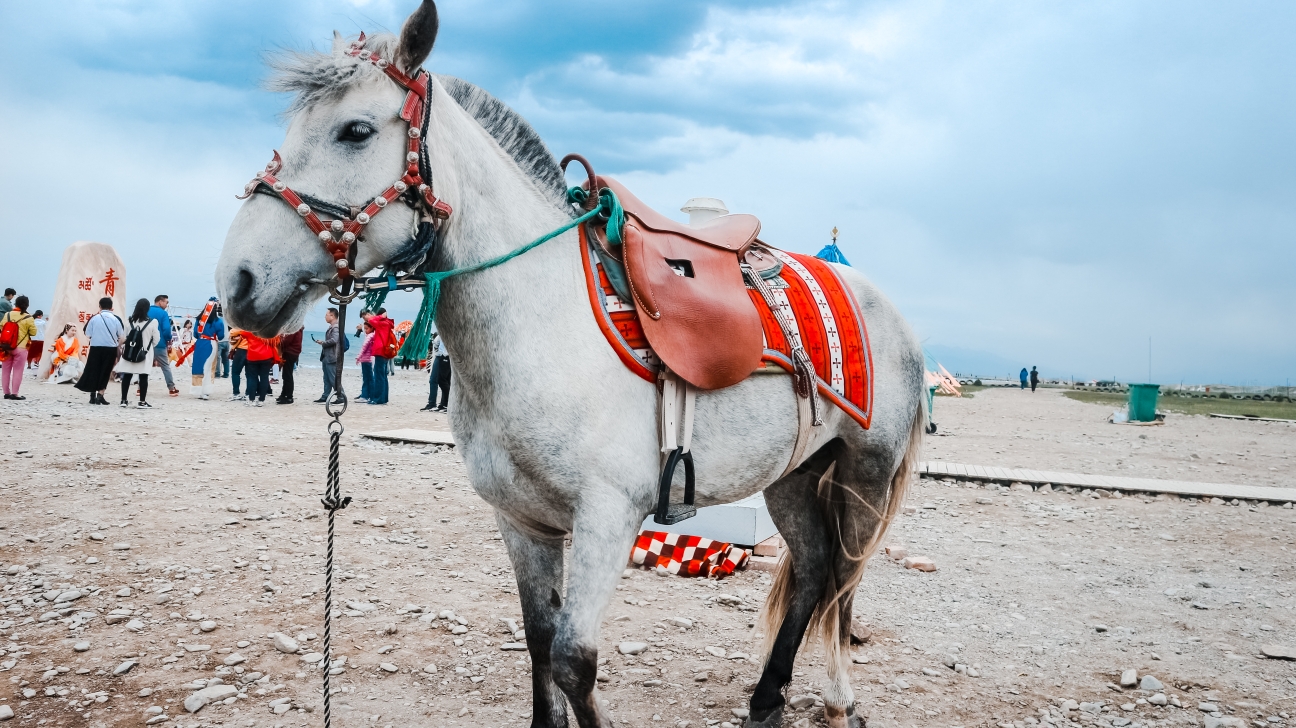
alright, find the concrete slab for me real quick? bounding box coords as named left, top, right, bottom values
left=919, top=461, right=1296, bottom=503
left=641, top=491, right=778, bottom=547
left=362, top=428, right=455, bottom=446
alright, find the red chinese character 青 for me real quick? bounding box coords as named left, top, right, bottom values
left=99, top=268, right=119, bottom=297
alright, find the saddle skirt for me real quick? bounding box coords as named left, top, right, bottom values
left=579, top=224, right=875, bottom=430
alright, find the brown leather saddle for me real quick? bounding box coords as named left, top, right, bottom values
left=575, top=168, right=769, bottom=390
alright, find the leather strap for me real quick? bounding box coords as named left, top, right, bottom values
left=658, top=368, right=696, bottom=454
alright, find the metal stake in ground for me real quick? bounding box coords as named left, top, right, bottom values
left=319, top=291, right=353, bottom=728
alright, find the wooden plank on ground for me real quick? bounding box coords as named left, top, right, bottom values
left=1209, top=413, right=1296, bottom=423
left=917, top=461, right=1296, bottom=503
left=362, top=428, right=455, bottom=446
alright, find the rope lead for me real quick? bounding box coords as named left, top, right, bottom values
left=396, top=187, right=622, bottom=362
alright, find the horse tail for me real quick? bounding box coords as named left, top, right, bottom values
left=758, top=398, right=924, bottom=673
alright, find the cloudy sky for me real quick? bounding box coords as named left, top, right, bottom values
left=1, top=1, right=1292, bottom=384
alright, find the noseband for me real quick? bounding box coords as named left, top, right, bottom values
left=236, top=33, right=453, bottom=280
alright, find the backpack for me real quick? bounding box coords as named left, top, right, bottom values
left=122, top=320, right=149, bottom=363
left=0, top=313, right=28, bottom=353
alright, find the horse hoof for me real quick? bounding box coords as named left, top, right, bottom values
left=824, top=703, right=862, bottom=728
left=744, top=705, right=783, bottom=728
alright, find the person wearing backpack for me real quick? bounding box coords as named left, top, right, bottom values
left=1, top=295, right=38, bottom=400
left=114, top=298, right=160, bottom=408
left=75, top=297, right=123, bottom=405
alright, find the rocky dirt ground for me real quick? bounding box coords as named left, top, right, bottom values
left=0, top=374, right=1294, bottom=728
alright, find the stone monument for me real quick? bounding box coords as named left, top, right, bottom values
left=39, top=241, right=127, bottom=378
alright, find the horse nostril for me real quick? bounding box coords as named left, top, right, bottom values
left=234, top=268, right=256, bottom=303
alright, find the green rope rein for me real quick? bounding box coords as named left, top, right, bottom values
left=396, top=186, right=622, bottom=361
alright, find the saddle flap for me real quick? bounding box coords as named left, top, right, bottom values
left=621, top=221, right=765, bottom=390
left=596, top=177, right=761, bottom=254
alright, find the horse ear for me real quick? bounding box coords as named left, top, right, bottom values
left=332, top=30, right=346, bottom=54
left=395, top=0, right=439, bottom=74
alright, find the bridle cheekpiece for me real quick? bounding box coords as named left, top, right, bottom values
left=236, top=33, right=453, bottom=280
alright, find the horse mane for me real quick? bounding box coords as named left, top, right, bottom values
left=268, top=33, right=568, bottom=212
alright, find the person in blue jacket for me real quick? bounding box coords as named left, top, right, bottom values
left=1019, top=367, right=1029, bottom=390
left=148, top=295, right=179, bottom=396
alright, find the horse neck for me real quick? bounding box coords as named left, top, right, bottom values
left=422, top=80, right=591, bottom=391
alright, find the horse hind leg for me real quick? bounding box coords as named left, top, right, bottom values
left=816, top=403, right=926, bottom=728
left=497, top=513, right=570, bottom=728
left=746, top=443, right=841, bottom=728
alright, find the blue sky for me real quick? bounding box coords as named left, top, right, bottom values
left=1, top=1, right=1292, bottom=384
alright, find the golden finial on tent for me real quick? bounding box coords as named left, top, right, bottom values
left=831, top=227, right=838, bottom=243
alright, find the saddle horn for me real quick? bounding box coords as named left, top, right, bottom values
left=561, top=154, right=600, bottom=212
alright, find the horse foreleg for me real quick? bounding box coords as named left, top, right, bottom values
left=747, top=459, right=835, bottom=728
left=552, top=494, right=644, bottom=728
left=498, top=513, right=570, bottom=728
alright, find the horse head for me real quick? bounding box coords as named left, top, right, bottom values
left=216, top=1, right=441, bottom=336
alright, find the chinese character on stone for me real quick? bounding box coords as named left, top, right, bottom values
left=99, top=268, right=119, bottom=296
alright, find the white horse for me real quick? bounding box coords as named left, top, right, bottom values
left=216, top=3, right=925, bottom=727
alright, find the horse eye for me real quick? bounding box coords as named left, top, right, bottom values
left=338, top=122, right=376, bottom=143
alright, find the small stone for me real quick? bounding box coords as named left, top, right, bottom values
left=705, top=646, right=727, bottom=658
left=643, top=679, right=662, bottom=687
left=423, top=663, right=438, bottom=674
left=184, top=684, right=238, bottom=714
left=1204, top=718, right=1247, bottom=728
left=125, top=619, right=145, bottom=632
left=273, top=633, right=300, bottom=654
left=1121, top=703, right=1135, bottom=711
left=1199, top=702, right=1220, bottom=712
left=596, top=670, right=610, bottom=682
left=1148, top=693, right=1167, bottom=706
left=237, top=640, right=251, bottom=648
left=0, top=705, right=12, bottom=721
left=849, top=619, right=871, bottom=644
left=1079, top=702, right=1103, bottom=714
left=1094, top=624, right=1109, bottom=633
left=138, top=688, right=154, bottom=697
left=619, top=642, right=649, bottom=655
left=1119, top=669, right=1138, bottom=687
left=1139, top=675, right=1164, bottom=691
left=113, top=660, right=137, bottom=676
left=182, top=644, right=210, bottom=652
left=1260, top=644, right=1296, bottom=660
left=901, top=555, right=936, bottom=572
left=300, top=652, right=325, bottom=664
left=731, top=708, right=750, bottom=719
left=73, top=641, right=91, bottom=652
left=499, top=642, right=527, bottom=651
left=885, top=544, right=908, bottom=561
left=693, top=672, right=709, bottom=682
left=199, top=620, right=217, bottom=633
left=664, top=617, right=693, bottom=629
left=85, top=557, right=99, bottom=564
left=54, top=589, right=84, bottom=603
left=223, top=652, right=246, bottom=666
left=788, top=694, right=817, bottom=710
left=370, top=518, right=387, bottom=528
left=112, top=543, right=132, bottom=551
left=379, top=662, right=398, bottom=673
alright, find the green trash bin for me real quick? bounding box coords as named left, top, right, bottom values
left=1128, top=383, right=1160, bottom=422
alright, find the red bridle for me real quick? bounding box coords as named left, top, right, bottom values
left=237, top=33, right=452, bottom=280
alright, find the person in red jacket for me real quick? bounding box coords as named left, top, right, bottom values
left=276, top=327, right=304, bottom=405
left=366, top=309, right=395, bottom=405
left=243, top=332, right=277, bottom=406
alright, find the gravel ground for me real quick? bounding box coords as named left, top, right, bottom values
left=0, top=376, right=1294, bottom=728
